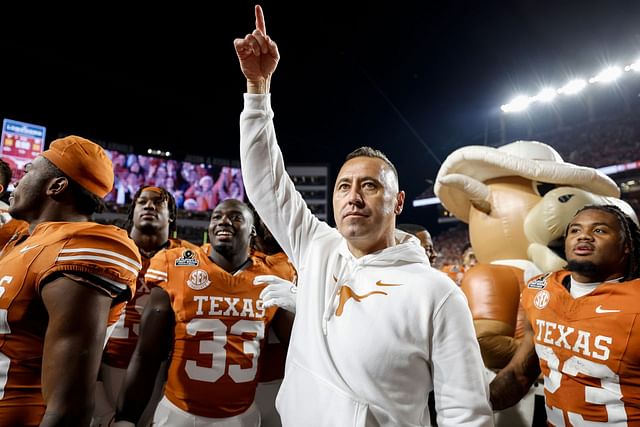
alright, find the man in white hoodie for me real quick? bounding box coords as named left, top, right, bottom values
left=234, top=6, right=493, bottom=427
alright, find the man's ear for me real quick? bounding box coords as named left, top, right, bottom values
left=250, top=225, right=257, bottom=237
left=394, top=191, right=405, bottom=215
left=46, top=177, right=69, bottom=196
left=0, top=184, right=4, bottom=195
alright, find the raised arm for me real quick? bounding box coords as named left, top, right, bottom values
left=39, top=276, right=113, bottom=427
left=236, top=5, right=334, bottom=265
left=489, top=318, right=540, bottom=410
left=234, top=5, right=280, bottom=94
left=114, top=287, right=174, bottom=425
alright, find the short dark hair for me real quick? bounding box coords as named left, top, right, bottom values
left=0, top=159, right=12, bottom=198
left=569, top=204, right=640, bottom=281
left=213, top=199, right=255, bottom=227
left=345, top=146, right=399, bottom=185
left=125, top=186, right=178, bottom=235
left=42, top=159, right=105, bottom=215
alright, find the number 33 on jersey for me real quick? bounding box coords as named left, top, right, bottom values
left=523, top=271, right=640, bottom=426
left=144, top=247, right=296, bottom=419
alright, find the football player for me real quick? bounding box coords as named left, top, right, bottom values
left=114, top=199, right=295, bottom=427
left=0, top=136, right=140, bottom=426
left=92, top=186, right=199, bottom=426
left=491, top=205, right=640, bottom=425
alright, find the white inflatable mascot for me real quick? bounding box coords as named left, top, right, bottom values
left=434, top=140, right=635, bottom=426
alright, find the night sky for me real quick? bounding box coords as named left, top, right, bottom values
left=2, top=1, right=640, bottom=227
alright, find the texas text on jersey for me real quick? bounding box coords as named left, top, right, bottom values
left=522, top=270, right=640, bottom=425
left=144, top=245, right=296, bottom=419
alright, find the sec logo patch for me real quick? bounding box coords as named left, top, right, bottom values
left=187, top=269, right=211, bottom=290
left=533, top=290, right=550, bottom=310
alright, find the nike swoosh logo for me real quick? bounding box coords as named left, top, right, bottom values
left=375, top=280, right=403, bottom=287
left=19, top=244, right=40, bottom=254
left=595, top=305, right=621, bottom=314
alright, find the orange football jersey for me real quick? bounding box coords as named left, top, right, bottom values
left=522, top=270, right=640, bottom=426
left=145, top=246, right=296, bottom=418
left=0, top=221, right=140, bottom=426
left=103, top=238, right=200, bottom=369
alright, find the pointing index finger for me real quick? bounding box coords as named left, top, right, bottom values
left=255, top=5, right=267, bottom=35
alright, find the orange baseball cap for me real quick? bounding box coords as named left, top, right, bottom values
left=41, top=135, right=114, bottom=198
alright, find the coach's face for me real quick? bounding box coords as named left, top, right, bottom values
left=333, top=156, right=404, bottom=256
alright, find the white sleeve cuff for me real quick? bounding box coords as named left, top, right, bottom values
left=243, top=93, right=272, bottom=113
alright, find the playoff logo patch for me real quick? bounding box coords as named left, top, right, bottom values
left=528, top=273, right=551, bottom=289
left=175, top=249, right=199, bottom=267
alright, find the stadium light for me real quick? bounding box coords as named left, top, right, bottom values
left=589, top=66, right=622, bottom=84
left=500, top=95, right=532, bottom=113
left=557, top=79, right=587, bottom=95
left=535, top=88, right=557, bottom=102
left=500, top=52, right=640, bottom=114
left=625, top=59, right=640, bottom=72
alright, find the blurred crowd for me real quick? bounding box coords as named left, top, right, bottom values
left=103, top=151, right=245, bottom=211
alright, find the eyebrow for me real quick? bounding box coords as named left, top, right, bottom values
left=137, top=195, right=165, bottom=202
left=212, top=210, right=245, bottom=216
left=568, top=222, right=612, bottom=228
left=336, top=175, right=381, bottom=185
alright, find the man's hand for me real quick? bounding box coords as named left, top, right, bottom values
left=254, top=275, right=297, bottom=313
left=234, top=5, right=280, bottom=93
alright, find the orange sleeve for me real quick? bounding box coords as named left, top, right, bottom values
left=145, top=250, right=171, bottom=289
left=36, top=226, right=141, bottom=300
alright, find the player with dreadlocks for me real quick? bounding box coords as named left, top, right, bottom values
left=490, top=204, right=640, bottom=425
left=566, top=204, right=640, bottom=281
left=93, top=186, right=199, bottom=427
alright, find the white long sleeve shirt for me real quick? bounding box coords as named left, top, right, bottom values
left=240, top=94, right=493, bottom=427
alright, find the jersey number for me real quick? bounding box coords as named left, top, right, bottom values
left=110, top=294, right=149, bottom=339
left=185, top=318, right=265, bottom=384
left=536, top=343, right=627, bottom=425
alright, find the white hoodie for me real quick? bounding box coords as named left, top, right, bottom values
left=240, top=94, right=493, bottom=427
